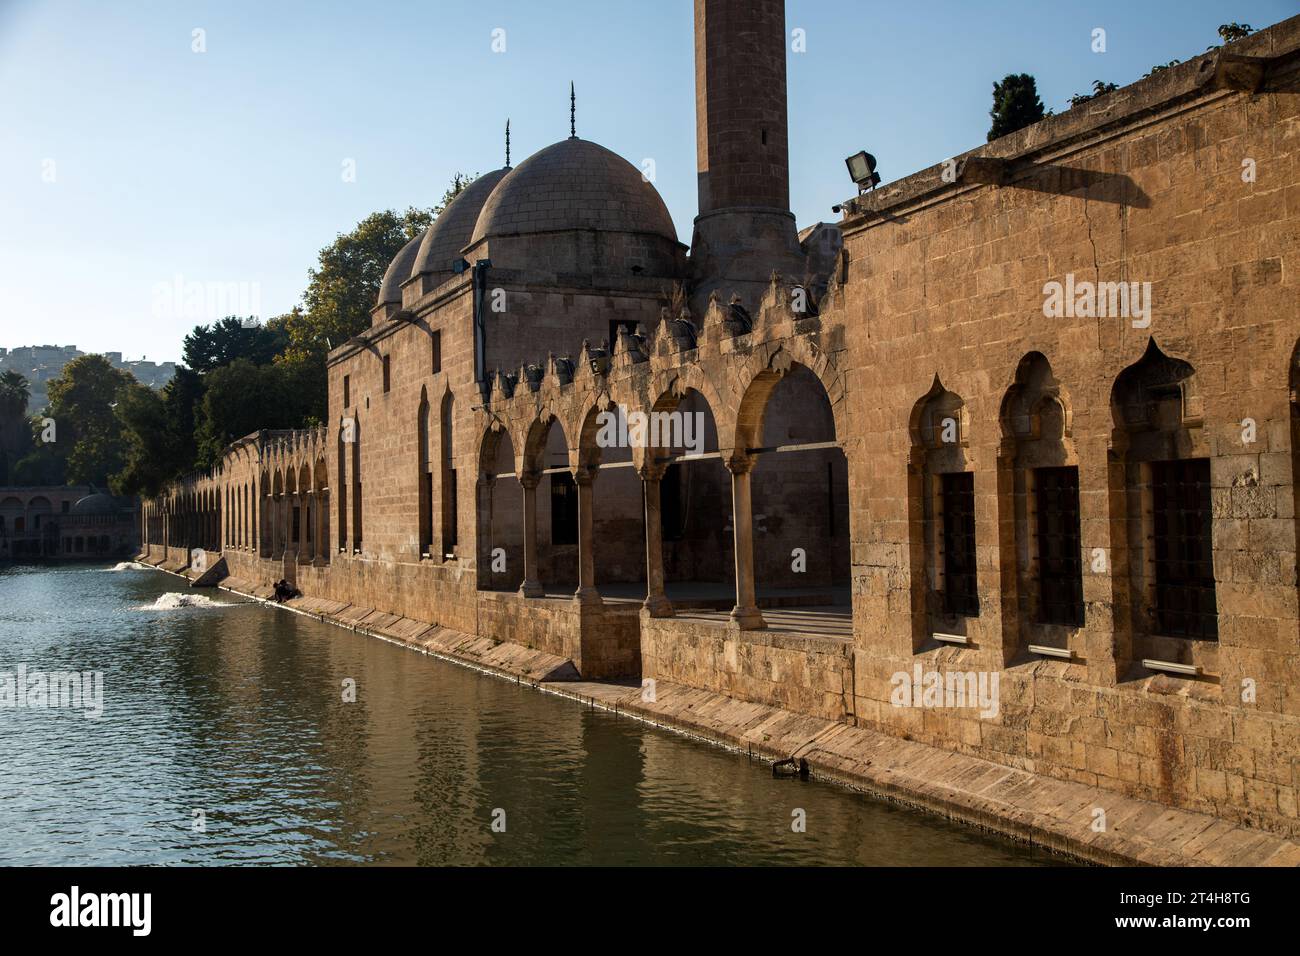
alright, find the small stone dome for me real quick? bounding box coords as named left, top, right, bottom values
left=71, top=493, right=119, bottom=516
left=410, top=167, right=510, bottom=280
left=375, top=232, right=422, bottom=307
left=470, top=138, right=678, bottom=245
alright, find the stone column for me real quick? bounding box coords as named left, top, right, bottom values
left=574, top=468, right=601, bottom=605
left=314, top=490, right=328, bottom=566
left=270, top=495, right=282, bottom=559
left=301, top=494, right=312, bottom=561
left=283, top=493, right=294, bottom=561
left=727, top=454, right=765, bottom=630
left=300, top=493, right=313, bottom=564
left=641, top=464, right=673, bottom=617
left=519, top=473, right=543, bottom=597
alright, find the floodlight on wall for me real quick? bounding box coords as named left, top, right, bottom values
left=845, top=150, right=881, bottom=192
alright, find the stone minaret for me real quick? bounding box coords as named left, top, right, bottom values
left=689, top=0, right=804, bottom=312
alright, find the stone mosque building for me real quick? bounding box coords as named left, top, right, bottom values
left=142, top=3, right=1300, bottom=849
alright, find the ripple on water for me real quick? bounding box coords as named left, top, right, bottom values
left=0, top=563, right=1064, bottom=866
left=138, top=592, right=228, bottom=611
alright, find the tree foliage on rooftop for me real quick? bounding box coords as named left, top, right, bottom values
left=1067, top=80, right=1120, bottom=108
left=1072, top=22, right=1259, bottom=109
left=1143, top=60, right=1181, bottom=79
left=1217, top=22, right=1254, bottom=44
left=988, top=73, right=1045, bottom=141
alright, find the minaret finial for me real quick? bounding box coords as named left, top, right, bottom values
left=569, top=81, right=576, bottom=138
left=505, top=118, right=511, bottom=168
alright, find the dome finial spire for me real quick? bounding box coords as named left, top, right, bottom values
left=505, top=118, right=511, bottom=168
left=569, top=81, right=576, bottom=139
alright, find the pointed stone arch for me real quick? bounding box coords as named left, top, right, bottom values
left=733, top=340, right=846, bottom=453
left=998, top=352, right=1084, bottom=657
left=1108, top=337, right=1217, bottom=674
left=908, top=375, right=979, bottom=646
left=417, top=385, right=432, bottom=559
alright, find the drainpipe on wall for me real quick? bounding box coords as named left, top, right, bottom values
left=472, top=259, right=492, bottom=404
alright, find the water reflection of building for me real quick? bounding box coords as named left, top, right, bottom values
left=0, top=487, right=139, bottom=560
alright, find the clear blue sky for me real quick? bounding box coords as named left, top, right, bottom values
left=1, top=0, right=1292, bottom=364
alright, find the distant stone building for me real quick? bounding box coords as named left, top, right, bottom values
left=141, top=7, right=1300, bottom=842
left=0, top=487, right=138, bottom=560
left=0, top=345, right=176, bottom=413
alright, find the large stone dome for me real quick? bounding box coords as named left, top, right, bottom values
left=465, top=138, right=683, bottom=279
left=470, top=138, right=678, bottom=245
left=375, top=232, right=422, bottom=308
left=374, top=167, right=514, bottom=316
left=410, top=167, right=510, bottom=281
left=71, top=493, right=120, bottom=516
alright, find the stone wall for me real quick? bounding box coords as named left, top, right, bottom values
left=643, top=617, right=853, bottom=721
left=834, top=23, right=1300, bottom=835
left=139, top=17, right=1300, bottom=841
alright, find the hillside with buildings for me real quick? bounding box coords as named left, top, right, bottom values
left=0, top=344, right=175, bottom=413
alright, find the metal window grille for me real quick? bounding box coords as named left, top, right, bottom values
left=1035, top=466, right=1084, bottom=626
left=941, top=472, right=979, bottom=616
left=1150, top=458, right=1217, bottom=640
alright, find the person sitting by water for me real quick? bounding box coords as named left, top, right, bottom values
left=272, top=579, right=297, bottom=603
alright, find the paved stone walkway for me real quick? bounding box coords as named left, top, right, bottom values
left=202, top=573, right=1300, bottom=866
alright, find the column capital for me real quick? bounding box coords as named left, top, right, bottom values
left=517, top=470, right=541, bottom=490
left=637, top=460, right=668, bottom=482
left=724, top=452, right=757, bottom=476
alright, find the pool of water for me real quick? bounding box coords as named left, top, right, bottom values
left=0, top=563, right=1062, bottom=865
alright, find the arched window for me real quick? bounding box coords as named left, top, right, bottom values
left=999, top=353, right=1083, bottom=652
left=351, top=416, right=363, bottom=553
left=337, top=423, right=349, bottom=552
left=1111, top=339, right=1216, bottom=652
left=418, top=391, right=432, bottom=558
left=441, top=391, right=458, bottom=557
left=908, top=377, right=977, bottom=646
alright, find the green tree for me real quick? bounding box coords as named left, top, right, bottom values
left=182, top=315, right=289, bottom=373
left=11, top=439, right=64, bottom=486
left=113, top=369, right=206, bottom=495
left=285, top=206, right=437, bottom=362
left=113, top=382, right=179, bottom=497
left=988, top=73, right=1046, bottom=141
left=0, top=370, right=31, bottom=485
left=159, top=368, right=204, bottom=474
left=194, top=360, right=279, bottom=467
left=114, top=176, right=471, bottom=484
left=39, top=354, right=135, bottom=486
left=436, top=172, right=476, bottom=215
